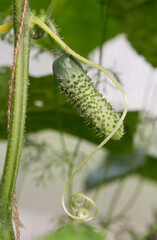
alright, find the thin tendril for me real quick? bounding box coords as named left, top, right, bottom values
left=31, top=15, right=128, bottom=221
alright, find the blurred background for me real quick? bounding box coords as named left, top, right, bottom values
left=0, top=0, right=157, bottom=239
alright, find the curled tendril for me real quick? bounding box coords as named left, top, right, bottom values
left=63, top=192, right=97, bottom=221
left=31, top=15, right=128, bottom=222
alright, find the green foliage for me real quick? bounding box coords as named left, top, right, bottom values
left=109, top=0, right=157, bottom=67
left=38, top=223, right=105, bottom=240
left=1, top=0, right=157, bottom=66
left=32, top=0, right=122, bottom=55
left=52, top=0, right=122, bottom=57
left=29, top=0, right=50, bottom=14
left=138, top=155, right=157, bottom=182
left=1, top=0, right=157, bottom=68
left=0, top=0, right=11, bottom=19
left=1, top=0, right=122, bottom=55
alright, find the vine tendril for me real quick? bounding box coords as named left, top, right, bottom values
left=31, top=15, right=128, bottom=221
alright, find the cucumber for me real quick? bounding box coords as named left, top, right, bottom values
left=53, top=53, right=123, bottom=140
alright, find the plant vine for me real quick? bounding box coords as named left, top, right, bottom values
left=0, top=0, right=30, bottom=239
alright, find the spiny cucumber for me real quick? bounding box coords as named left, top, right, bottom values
left=53, top=53, right=123, bottom=140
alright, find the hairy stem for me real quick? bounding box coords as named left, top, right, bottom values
left=0, top=0, right=31, bottom=238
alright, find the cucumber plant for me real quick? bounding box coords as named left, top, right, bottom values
left=0, top=0, right=128, bottom=238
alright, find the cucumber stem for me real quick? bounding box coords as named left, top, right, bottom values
left=0, top=0, right=31, bottom=238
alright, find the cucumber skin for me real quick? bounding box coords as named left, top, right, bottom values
left=53, top=53, right=123, bottom=140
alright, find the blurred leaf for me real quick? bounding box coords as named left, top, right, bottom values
left=0, top=68, right=139, bottom=154
left=1, top=0, right=157, bottom=67
left=37, top=223, right=105, bottom=240
left=34, top=0, right=122, bottom=56
left=0, top=0, right=50, bottom=16
left=53, top=0, right=122, bottom=56
left=29, top=0, right=50, bottom=14
left=0, top=0, right=11, bottom=15
left=137, top=155, right=157, bottom=182
left=85, top=148, right=146, bottom=190
left=0, top=0, right=122, bottom=56
left=0, top=1, right=12, bottom=31
left=33, top=0, right=157, bottom=66
left=109, top=0, right=157, bottom=67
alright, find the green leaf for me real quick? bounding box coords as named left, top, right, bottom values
left=137, top=155, right=157, bottom=182
left=85, top=148, right=146, bottom=190
left=0, top=68, right=139, bottom=154
left=37, top=223, right=105, bottom=240
left=1, top=0, right=157, bottom=67
left=34, top=0, right=122, bottom=56
left=109, top=0, right=157, bottom=67
left=53, top=0, right=122, bottom=56
left=0, top=0, right=11, bottom=15
left=29, top=0, right=50, bottom=14
left=0, top=1, right=12, bottom=28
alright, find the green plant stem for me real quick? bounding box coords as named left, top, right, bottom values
left=0, top=0, right=31, bottom=238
